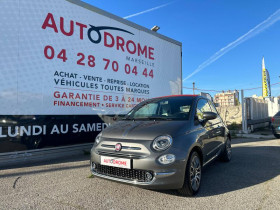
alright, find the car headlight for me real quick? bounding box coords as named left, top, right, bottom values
left=152, top=135, right=172, bottom=151
left=95, top=133, right=102, bottom=145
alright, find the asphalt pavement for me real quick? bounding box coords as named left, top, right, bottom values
left=0, top=137, right=280, bottom=210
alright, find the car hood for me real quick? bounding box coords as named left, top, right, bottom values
left=101, top=120, right=190, bottom=140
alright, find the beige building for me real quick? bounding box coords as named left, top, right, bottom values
left=214, top=90, right=239, bottom=107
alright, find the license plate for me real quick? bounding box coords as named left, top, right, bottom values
left=101, top=156, right=131, bottom=169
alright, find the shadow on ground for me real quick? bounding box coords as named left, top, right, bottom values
left=156, top=139, right=280, bottom=197
left=1, top=138, right=280, bottom=198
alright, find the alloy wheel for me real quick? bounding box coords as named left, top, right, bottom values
left=190, top=155, right=201, bottom=191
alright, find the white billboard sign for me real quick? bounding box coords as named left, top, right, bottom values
left=0, top=0, right=182, bottom=115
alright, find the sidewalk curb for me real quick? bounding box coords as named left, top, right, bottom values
left=235, top=134, right=275, bottom=139
left=0, top=143, right=93, bottom=168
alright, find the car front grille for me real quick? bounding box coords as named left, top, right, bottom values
left=94, top=164, right=153, bottom=182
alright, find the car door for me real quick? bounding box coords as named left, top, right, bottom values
left=208, top=100, right=226, bottom=150
left=195, top=99, right=221, bottom=161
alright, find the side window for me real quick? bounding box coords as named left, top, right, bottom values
left=196, top=99, right=212, bottom=120
left=208, top=100, right=222, bottom=124
left=208, top=100, right=218, bottom=114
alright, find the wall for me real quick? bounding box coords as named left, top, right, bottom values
left=245, top=97, right=280, bottom=131
left=216, top=105, right=242, bottom=125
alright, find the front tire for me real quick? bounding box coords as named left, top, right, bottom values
left=178, top=151, right=202, bottom=196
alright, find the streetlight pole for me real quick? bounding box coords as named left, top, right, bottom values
left=193, top=82, right=195, bottom=95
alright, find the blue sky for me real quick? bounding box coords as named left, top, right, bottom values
left=82, top=0, right=280, bottom=97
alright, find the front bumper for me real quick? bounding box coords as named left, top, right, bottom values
left=90, top=150, right=187, bottom=190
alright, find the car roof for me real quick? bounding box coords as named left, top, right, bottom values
left=155, top=94, right=199, bottom=99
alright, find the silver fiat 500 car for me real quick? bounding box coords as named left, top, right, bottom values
left=90, top=95, right=231, bottom=196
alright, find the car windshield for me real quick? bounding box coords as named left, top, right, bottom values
left=124, top=97, right=194, bottom=121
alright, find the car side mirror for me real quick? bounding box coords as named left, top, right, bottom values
left=203, top=112, right=217, bottom=121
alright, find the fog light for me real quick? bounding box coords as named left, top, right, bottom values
left=91, top=162, right=96, bottom=169
left=145, top=172, right=153, bottom=181
left=158, top=154, right=176, bottom=164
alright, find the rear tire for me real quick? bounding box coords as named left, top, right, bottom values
left=272, top=127, right=280, bottom=139
left=220, top=138, right=232, bottom=162
left=273, top=134, right=280, bottom=139
left=178, top=151, right=201, bottom=196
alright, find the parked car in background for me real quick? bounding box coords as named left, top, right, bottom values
left=271, top=111, right=280, bottom=138
left=90, top=95, right=232, bottom=196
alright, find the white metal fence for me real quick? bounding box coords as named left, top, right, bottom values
left=242, top=97, right=280, bottom=132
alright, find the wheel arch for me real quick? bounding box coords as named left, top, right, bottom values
left=188, top=145, right=203, bottom=165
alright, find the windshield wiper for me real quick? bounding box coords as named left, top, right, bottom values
left=146, top=116, right=172, bottom=121
left=122, top=117, right=172, bottom=121
left=122, top=117, right=134, bottom=120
